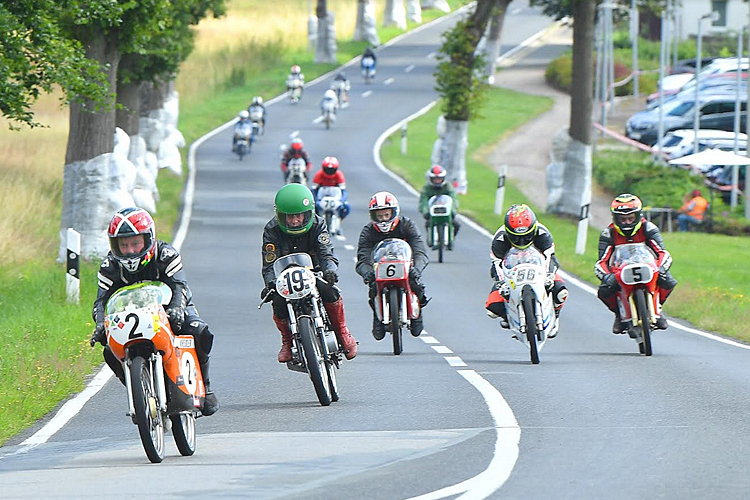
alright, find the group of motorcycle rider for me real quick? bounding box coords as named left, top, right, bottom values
left=90, top=44, right=678, bottom=416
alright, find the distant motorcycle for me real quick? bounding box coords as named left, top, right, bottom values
left=330, top=80, right=349, bottom=107
left=610, top=242, right=661, bottom=356
left=361, top=56, right=376, bottom=83
left=259, top=253, right=342, bottom=406
left=316, top=186, right=344, bottom=235
left=493, top=247, right=559, bottom=364
left=287, top=157, right=307, bottom=186
left=287, top=76, right=303, bottom=103
left=321, top=99, right=337, bottom=130
left=233, top=122, right=254, bottom=160
left=103, top=281, right=205, bottom=463
left=248, top=108, right=264, bottom=135
left=426, top=195, right=455, bottom=263
left=372, top=238, right=421, bottom=355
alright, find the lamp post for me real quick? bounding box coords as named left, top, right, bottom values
left=732, top=27, right=746, bottom=208
left=694, top=12, right=719, bottom=156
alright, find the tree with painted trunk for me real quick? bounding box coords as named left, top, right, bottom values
left=354, top=0, right=381, bottom=46
left=434, top=0, right=499, bottom=194
left=315, top=0, right=338, bottom=63
left=479, top=1, right=513, bottom=83
left=384, top=0, right=407, bottom=29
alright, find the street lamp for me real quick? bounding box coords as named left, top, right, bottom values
left=694, top=11, right=721, bottom=157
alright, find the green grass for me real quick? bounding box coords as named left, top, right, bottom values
left=380, top=88, right=750, bottom=342
left=0, top=262, right=102, bottom=445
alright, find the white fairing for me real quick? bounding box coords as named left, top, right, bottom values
left=275, top=266, right=317, bottom=300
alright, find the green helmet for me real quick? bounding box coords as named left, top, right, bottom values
left=275, top=184, right=315, bottom=235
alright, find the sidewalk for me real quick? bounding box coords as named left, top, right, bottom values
left=486, top=24, right=613, bottom=230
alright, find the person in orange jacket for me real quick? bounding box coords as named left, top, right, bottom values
left=677, top=189, right=708, bottom=231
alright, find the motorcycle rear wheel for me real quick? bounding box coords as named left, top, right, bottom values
left=299, top=316, right=332, bottom=406
left=171, top=412, right=196, bottom=456
left=389, top=288, right=403, bottom=355
left=634, top=288, right=653, bottom=356
left=437, top=224, right=444, bottom=263
left=131, top=355, right=165, bottom=463
left=522, top=289, right=540, bottom=365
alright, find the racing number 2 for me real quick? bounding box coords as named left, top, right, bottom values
left=125, top=312, right=142, bottom=340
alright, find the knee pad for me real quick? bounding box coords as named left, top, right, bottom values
left=182, top=317, right=213, bottom=357
left=487, top=301, right=505, bottom=318
left=554, top=287, right=569, bottom=306
left=657, top=272, right=677, bottom=290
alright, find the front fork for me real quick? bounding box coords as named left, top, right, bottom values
left=123, top=352, right=167, bottom=419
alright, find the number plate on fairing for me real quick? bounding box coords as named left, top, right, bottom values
left=106, top=306, right=160, bottom=345
left=376, top=262, right=406, bottom=280
left=621, top=264, right=654, bottom=285
left=276, top=267, right=316, bottom=299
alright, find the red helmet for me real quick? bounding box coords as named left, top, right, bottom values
left=427, top=164, right=447, bottom=187
left=291, top=65, right=301, bottom=74
left=107, top=207, right=156, bottom=273
left=322, top=156, right=339, bottom=175
left=504, top=204, right=538, bottom=249
left=368, top=191, right=400, bottom=233
left=291, top=138, right=303, bottom=153
left=610, top=193, right=643, bottom=237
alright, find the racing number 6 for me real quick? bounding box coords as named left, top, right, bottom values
left=386, top=264, right=396, bottom=278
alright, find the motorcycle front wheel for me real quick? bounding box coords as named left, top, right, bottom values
left=299, top=316, right=332, bottom=406
left=521, top=289, right=540, bottom=365
left=389, top=288, right=403, bottom=355
left=437, top=224, right=444, bottom=263
left=171, top=412, right=197, bottom=456
left=130, top=355, right=165, bottom=463
left=634, top=288, right=653, bottom=356
left=325, top=212, right=333, bottom=232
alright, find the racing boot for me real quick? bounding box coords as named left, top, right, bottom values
left=409, top=314, right=424, bottom=337
left=273, top=315, right=293, bottom=363
left=200, top=358, right=219, bottom=416
left=324, top=298, right=357, bottom=360
left=612, top=314, right=625, bottom=334
left=655, top=314, right=669, bottom=330
left=372, top=315, right=386, bottom=341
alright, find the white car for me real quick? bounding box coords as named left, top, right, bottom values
left=653, top=129, right=748, bottom=160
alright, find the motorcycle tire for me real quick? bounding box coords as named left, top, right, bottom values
left=325, top=212, right=333, bottom=232
left=389, top=288, right=403, bottom=355
left=171, top=412, right=197, bottom=456
left=324, top=349, right=340, bottom=403
left=634, top=288, right=653, bottom=356
left=437, top=224, right=444, bottom=263
left=521, top=288, right=540, bottom=365
left=299, top=316, right=332, bottom=406
left=130, top=355, right=166, bottom=463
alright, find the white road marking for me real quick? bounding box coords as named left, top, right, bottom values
left=426, top=51, right=436, bottom=59
left=362, top=90, right=373, bottom=98
left=384, top=78, right=395, bottom=85
left=405, top=64, right=415, bottom=72
left=420, top=335, right=440, bottom=344
left=344, top=244, right=355, bottom=251
left=444, top=357, right=467, bottom=367
left=335, top=234, right=346, bottom=241
left=312, top=115, right=324, bottom=124
left=432, top=345, right=453, bottom=354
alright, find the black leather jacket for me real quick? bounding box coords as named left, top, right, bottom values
left=355, top=216, right=429, bottom=279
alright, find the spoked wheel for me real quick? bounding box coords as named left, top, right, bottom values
left=325, top=356, right=339, bottom=403
left=389, top=288, right=403, bottom=355
left=299, top=316, right=332, bottom=406
left=521, top=289, right=540, bottom=365
left=130, top=356, right=165, bottom=463
left=437, top=225, right=444, bottom=263
left=634, top=288, right=653, bottom=356
left=170, top=412, right=197, bottom=456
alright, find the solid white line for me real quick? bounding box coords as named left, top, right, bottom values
left=404, top=370, right=520, bottom=500
left=384, top=78, right=395, bottom=85
left=432, top=345, right=453, bottom=354
left=405, top=64, right=415, bottom=73
left=362, top=90, right=373, bottom=98
left=445, top=356, right=467, bottom=367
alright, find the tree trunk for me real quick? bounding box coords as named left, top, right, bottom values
left=383, top=0, right=407, bottom=29
left=407, top=0, right=422, bottom=22
left=569, top=0, right=595, bottom=145
left=354, top=0, right=381, bottom=45
left=315, top=0, right=337, bottom=63
left=65, top=33, right=119, bottom=164
left=483, top=1, right=511, bottom=81
left=115, top=55, right=140, bottom=136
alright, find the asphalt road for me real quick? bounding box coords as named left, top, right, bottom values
left=3, top=3, right=750, bottom=500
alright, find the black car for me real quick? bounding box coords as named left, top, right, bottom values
left=626, top=93, right=748, bottom=146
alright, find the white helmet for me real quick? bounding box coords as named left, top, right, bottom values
left=252, top=96, right=263, bottom=105
left=238, top=110, right=249, bottom=120
left=325, top=89, right=336, bottom=100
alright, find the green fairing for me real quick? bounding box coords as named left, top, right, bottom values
left=419, top=183, right=459, bottom=215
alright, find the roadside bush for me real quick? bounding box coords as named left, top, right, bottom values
left=545, top=54, right=572, bottom=91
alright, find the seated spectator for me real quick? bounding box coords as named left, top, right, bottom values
left=677, top=189, right=708, bottom=231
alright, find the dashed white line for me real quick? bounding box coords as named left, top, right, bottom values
left=344, top=244, right=355, bottom=251
left=432, top=345, right=453, bottom=354
left=426, top=51, right=436, bottom=60
left=444, top=357, right=467, bottom=367
left=384, top=78, right=395, bottom=85
left=362, top=90, right=373, bottom=98
left=420, top=335, right=440, bottom=344
left=312, top=116, right=324, bottom=124
left=405, top=64, right=415, bottom=73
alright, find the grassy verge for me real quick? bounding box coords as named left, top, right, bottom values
left=380, top=89, right=750, bottom=343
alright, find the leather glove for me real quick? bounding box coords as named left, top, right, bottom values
left=363, top=270, right=376, bottom=285
left=261, top=283, right=276, bottom=299
left=603, top=273, right=619, bottom=290
left=89, top=322, right=106, bottom=347
left=166, top=306, right=186, bottom=332
left=498, top=282, right=510, bottom=299
left=323, top=269, right=338, bottom=285
left=544, top=273, right=555, bottom=292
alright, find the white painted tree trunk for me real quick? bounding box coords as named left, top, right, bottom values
left=421, top=0, right=450, bottom=12
left=407, top=0, right=422, bottom=22
left=546, top=129, right=592, bottom=217
left=437, top=118, right=469, bottom=194
left=383, top=0, right=407, bottom=29
left=354, top=0, right=381, bottom=46
left=315, top=11, right=338, bottom=63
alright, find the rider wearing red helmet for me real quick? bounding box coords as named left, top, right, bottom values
left=356, top=192, right=430, bottom=340
left=418, top=165, right=461, bottom=240
left=90, top=207, right=219, bottom=416
left=595, top=193, right=677, bottom=333
left=485, top=204, right=568, bottom=332
left=310, top=156, right=351, bottom=227
left=280, top=138, right=312, bottom=181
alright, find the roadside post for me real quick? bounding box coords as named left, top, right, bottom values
left=401, top=124, right=407, bottom=155
left=493, top=164, right=507, bottom=215
left=66, top=228, right=80, bottom=304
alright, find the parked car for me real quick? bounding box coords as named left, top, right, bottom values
left=668, top=57, right=717, bottom=75
left=646, top=72, right=748, bottom=109
left=652, top=129, right=748, bottom=159
left=655, top=58, right=748, bottom=100
left=625, top=93, right=748, bottom=146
